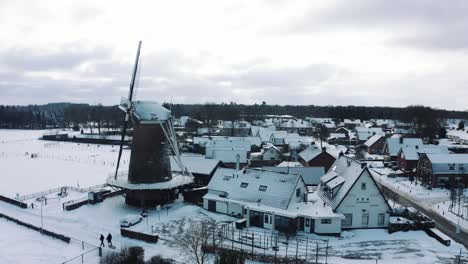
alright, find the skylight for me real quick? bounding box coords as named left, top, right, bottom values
left=240, top=182, right=248, bottom=188
left=259, top=185, right=268, bottom=192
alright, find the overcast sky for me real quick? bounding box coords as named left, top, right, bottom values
left=1, top=0, right=467, bottom=110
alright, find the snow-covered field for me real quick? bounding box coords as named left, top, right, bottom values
left=0, top=129, right=129, bottom=197
left=0, top=218, right=99, bottom=264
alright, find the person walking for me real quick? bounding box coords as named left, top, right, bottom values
left=106, top=233, right=113, bottom=247
left=100, top=234, right=105, bottom=247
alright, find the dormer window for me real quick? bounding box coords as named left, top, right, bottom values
left=259, top=185, right=268, bottom=192
left=240, top=182, right=248, bottom=188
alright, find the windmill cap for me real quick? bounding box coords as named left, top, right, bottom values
left=133, top=101, right=171, bottom=122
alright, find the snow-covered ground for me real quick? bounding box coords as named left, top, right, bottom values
left=0, top=130, right=467, bottom=263
left=0, top=129, right=129, bottom=197
left=0, top=218, right=99, bottom=264
left=432, top=200, right=468, bottom=230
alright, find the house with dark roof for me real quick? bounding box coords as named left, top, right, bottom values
left=317, top=156, right=391, bottom=229
left=417, top=153, right=468, bottom=188
left=298, top=145, right=336, bottom=171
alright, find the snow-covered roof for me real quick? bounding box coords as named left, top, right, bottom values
left=207, top=168, right=302, bottom=210
left=277, top=161, right=303, bottom=167
left=399, top=145, right=449, bottom=161
left=317, top=156, right=366, bottom=210
left=355, top=127, right=384, bottom=141
left=262, top=166, right=325, bottom=186
left=132, top=101, right=171, bottom=122
left=298, top=145, right=322, bottom=162
left=170, top=156, right=221, bottom=175
left=385, top=138, right=423, bottom=157
left=329, top=133, right=346, bottom=139
left=426, top=153, right=468, bottom=174
left=364, top=134, right=384, bottom=147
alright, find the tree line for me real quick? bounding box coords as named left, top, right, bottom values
left=0, top=102, right=466, bottom=134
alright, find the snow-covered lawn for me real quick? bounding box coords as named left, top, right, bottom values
left=0, top=129, right=129, bottom=197
left=0, top=218, right=99, bottom=264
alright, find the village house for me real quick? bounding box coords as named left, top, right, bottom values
left=363, top=134, right=386, bottom=155
left=221, top=121, right=251, bottom=137
left=416, top=153, right=468, bottom=188
left=383, top=137, right=424, bottom=161
left=170, top=155, right=223, bottom=186
left=205, top=138, right=251, bottom=168
left=203, top=168, right=342, bottom=234
left=317, top=156, right=391, bottom=230
left=447, top=128, right=468, bottom=145
left=343, top=119, right=362, bottom=129
left=250, top=145, right=284, bottom=167
left=298, top=145, right=336, bottom=171
left=397, top=145, right=449, bottom=172
left=355, top=127, right=385, bottom=143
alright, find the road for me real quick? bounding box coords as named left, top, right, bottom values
left=374, top=175, right=468, bottom=249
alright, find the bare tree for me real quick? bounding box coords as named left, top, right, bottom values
left=172, top=220, right=222, bottom=264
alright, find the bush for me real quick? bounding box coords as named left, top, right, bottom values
left=100, top=248, right=176, bottom=264
left=217, top=250, right=246, bottom=264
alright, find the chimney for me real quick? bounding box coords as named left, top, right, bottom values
left=322, top=147, right=326, bottom=152
left=415, top=145, right=419, bottom=149
left=235, top=154, right=240, bottom=171
left=361, top=162, right=367, bottom=169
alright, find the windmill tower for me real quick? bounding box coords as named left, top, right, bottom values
left=107, top=41, right=193, bottom=207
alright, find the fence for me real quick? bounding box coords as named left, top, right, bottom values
left=208, top=223, right=330, bottom=263
left=17, top=184, right=108, bottom=201
left=0, top=194, right=28, bottom=208
left=0, top=212, right=70, bottom=243
left=60, top=238, right=103, bottom=264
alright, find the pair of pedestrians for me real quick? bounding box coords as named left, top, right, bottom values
left=99, top=233, right=112, bottom=247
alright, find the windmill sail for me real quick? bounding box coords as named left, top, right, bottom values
left=114, top=41, right=142, bottom=179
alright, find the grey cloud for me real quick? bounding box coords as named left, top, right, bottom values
left=292, top=0, right=468, bottom=50
left=0, top=45, right=112, bottom=71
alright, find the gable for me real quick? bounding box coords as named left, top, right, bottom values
left=336, top=168, right=391, bottom=212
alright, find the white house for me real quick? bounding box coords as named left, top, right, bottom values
left=203, top=168, right=342, bottom=234
left=205, top=139, right=251, bottom=164
left=261, top=145, right=283, bottom=161
left=317, top=156, right=391, bottom=229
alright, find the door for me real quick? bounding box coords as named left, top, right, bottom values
left=264, top=214, right=273, bottom=229
left=310, top=219, right=315, bottom=233
left=299, top=217, right=305, bottom=231
left=208, top=200, right=216, bottom=212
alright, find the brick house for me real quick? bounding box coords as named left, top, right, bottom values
left=416, top=153, right=468, bottom=188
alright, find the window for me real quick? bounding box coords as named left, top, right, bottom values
left=259, top=185, right=268, bottom=192
left=240, top=182, right=248, bottom=188
left=378, top=214, right=385, bottom=225
left=362, top=213, right=369, bottom=225
left=305, top=219, right=310, bottom=227
left=449, top=164, right=455, bottom=170
left=321, top=219, right=331, bottom=224
left=459, top=164, right=464, bottom=170
left=361, top=183, right=366, bottom=190
left=296, top=188, right=301, bottom=197
left=223, top=175, right=231, bottom=181
left=342, top=214, right=353, bottom=227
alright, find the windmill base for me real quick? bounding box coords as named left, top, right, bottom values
left=125, top=189, right=179, bottom=207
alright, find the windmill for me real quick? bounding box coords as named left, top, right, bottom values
left=108, top=41, right=193, bottom=207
